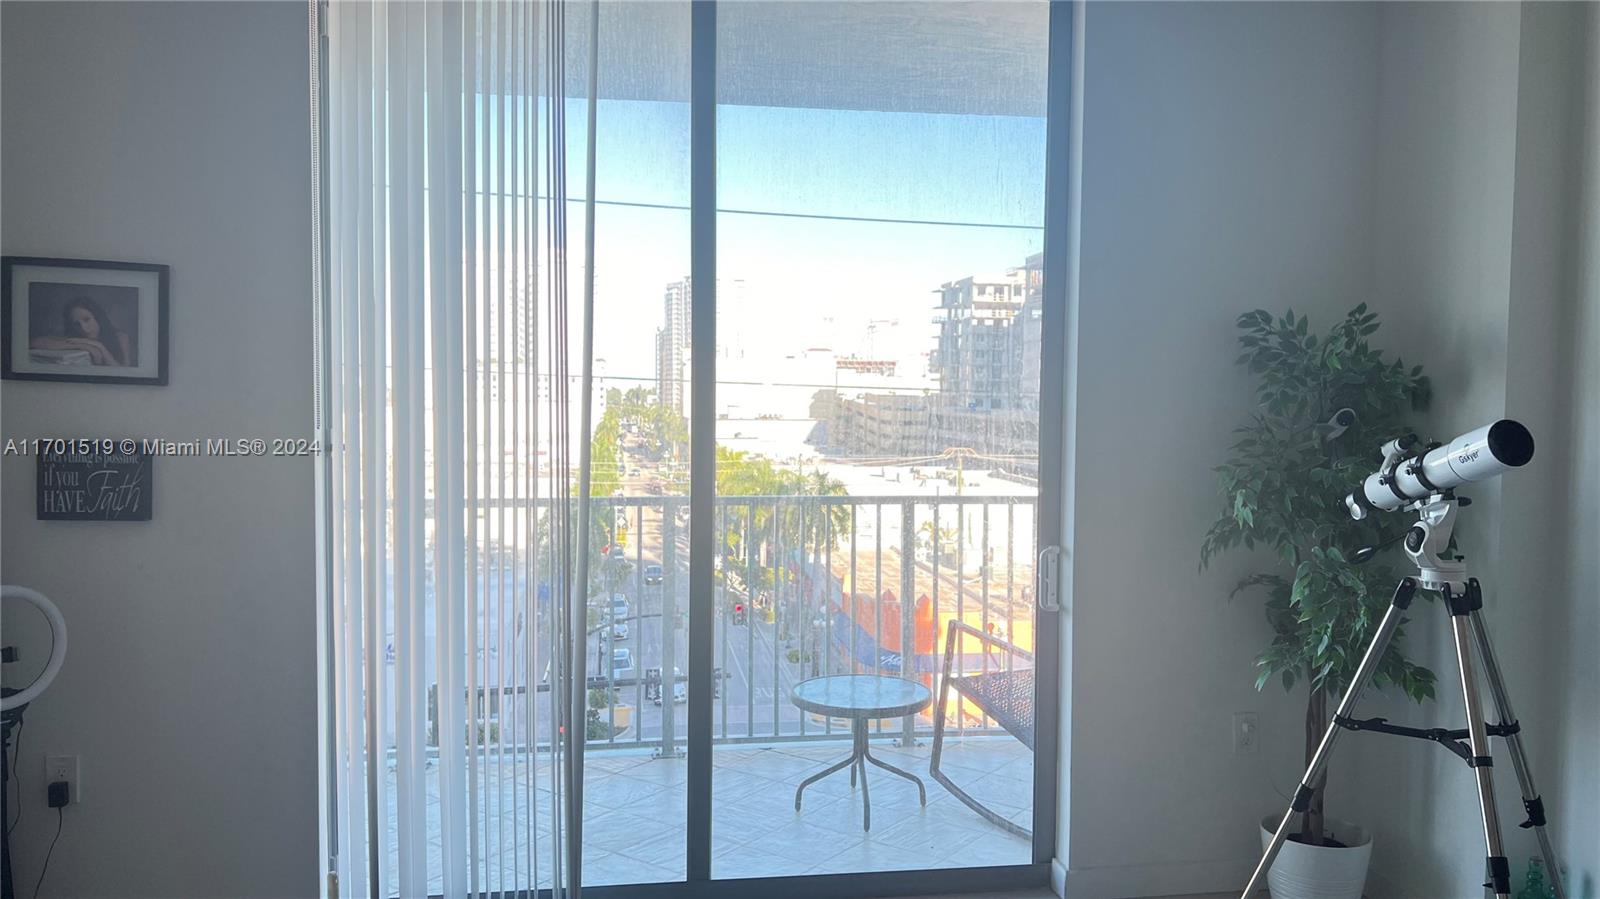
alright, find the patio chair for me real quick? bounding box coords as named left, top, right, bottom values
left=929, top=618, right=1034, bottom=840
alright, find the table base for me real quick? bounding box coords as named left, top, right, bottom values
left=793, top=719, right=927, bottom=831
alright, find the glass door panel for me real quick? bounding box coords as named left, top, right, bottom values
left=711, top=0, right=1048, bottom=878
left=406, top=4, right=695, bottom=889
left=571, top=2, right=693, bottom=886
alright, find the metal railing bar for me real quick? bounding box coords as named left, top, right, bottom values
left=431, top=493, right=1031, bottom=512
left=1007, top=503, right=1016, bottom=678
left=874, top=504, right=883, bottom=735
left=955, top=502, right=965, bottom=739
left=972, top=499, right=985, bottom=732
left=899, top=502, right=915, bottom=748
left=745, top=503, right=755, bottom=739
left=661, top=508, right=679, bottom=756
left=932, top=500, right=941, bottom=741
left=719, top=502, right=729, bottom=741
left=605, top=504, right=616, bottom=746
left=800, top=495, right=812, bottom=735
left=849, top=504, right=858, bottom=677
left=824, top=501, right=833, bottom=736
left=634, top=504, right=645, bottom=743
left=771, top=499, right=781, bottom=738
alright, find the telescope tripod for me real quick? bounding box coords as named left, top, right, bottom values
left=1240, top=575, right=1566, bottom=898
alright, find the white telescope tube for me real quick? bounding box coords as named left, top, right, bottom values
left=1346, top=420, right=1535, bottom=518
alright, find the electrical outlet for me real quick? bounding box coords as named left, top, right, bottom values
left=1233, top=712, right=1259, bottom=756
left=45, top=755, right=78, bottom=804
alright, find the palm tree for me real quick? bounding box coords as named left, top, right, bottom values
left=916, top=519, right=959, bottom=564
left=804, top=470, right=851, bottom=544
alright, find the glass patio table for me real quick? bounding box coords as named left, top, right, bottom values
left=790, top=674, right=932, bottom=831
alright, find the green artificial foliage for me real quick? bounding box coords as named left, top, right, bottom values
left=1201, top=305, right=1438, bottom=847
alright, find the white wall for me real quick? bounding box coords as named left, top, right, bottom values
left=1547, top=3, right=1600, bottom=887
left=0, top=3, right=318, bottom=898
left=1335, top=4, right=1600, bottom=895
left=1332, top=3, right=1523, bottom=892
left=1064, top=4, right=1600, bottom=897
left=1063, top=4, right=1382, bottom=895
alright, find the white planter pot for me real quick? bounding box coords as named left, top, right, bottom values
left=1258, top=816, right=1373, bottom=899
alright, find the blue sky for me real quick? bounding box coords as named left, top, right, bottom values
left=577, top=99, right=1047, bottom=390
left=460, top=95, right=1045, bottom=399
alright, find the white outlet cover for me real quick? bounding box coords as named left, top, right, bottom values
left=1233, top=712, right=1259, bottom=755
left=44, top=755, right=79, bottom=803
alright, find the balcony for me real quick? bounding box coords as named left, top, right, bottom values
left=381, top=493, right=1038, bottom=892
left=383, top=736, right=1031, bottom=891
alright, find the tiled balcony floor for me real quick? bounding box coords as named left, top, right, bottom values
left=385, top=735, right=1033, bottom=892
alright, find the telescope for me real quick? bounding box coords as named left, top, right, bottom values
left=1246, top=417, right=1567, bottom=899
left=1345, top=419, right=1535, bottom=519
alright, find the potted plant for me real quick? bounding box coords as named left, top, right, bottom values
left=1201, top=306, right=1438, bottom=898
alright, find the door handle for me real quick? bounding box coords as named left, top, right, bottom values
left=1037, top=545, right=1062, bottom=612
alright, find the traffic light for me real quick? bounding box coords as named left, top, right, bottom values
left=644, top=667, right=661, bottom=703
left=732, top=602, right=747, bottom=626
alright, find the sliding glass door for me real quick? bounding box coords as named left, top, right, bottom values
left=708, top=0, right=1050, bottom=880
left=555, top=0, right=1065, bottom=889
left=318, top=2, right=1066, bottom=895
left=565, top=2, right=695, bottom=888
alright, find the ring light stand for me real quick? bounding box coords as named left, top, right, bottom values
left=2, top=586, right=68, bottom=899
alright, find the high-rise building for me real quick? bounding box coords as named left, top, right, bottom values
left=811, top=258, right=1044, bottom=474
left=930, top=273, right=1026, bottom=413
left=655, top=277, right=692, bottom=416
left=1014, top=252, right=1044, bottom=415
left=654, top=276, right=746, bottom=418
left=927, top=267, right=1039, bottom=469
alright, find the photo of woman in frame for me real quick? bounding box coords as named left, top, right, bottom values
left=2, top=257, right=168, bottom=385
left=27, top=288, right=138, bottom=368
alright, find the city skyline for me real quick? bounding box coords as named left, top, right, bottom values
left=543, top=95, right=1045, bottom=424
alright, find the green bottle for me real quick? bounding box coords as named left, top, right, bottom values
left=1518, top=858, right=1549, bottom=899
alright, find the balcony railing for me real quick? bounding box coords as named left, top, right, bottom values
left=417, top=493, right=1038, bottom=757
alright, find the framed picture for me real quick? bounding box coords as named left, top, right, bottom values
left=2, top=256, right=169, bottom=385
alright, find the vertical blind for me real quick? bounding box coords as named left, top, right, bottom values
left=319, top=0, right=591, bottom=895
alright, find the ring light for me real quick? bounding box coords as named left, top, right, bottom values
left=1, top=585, right=67, bottom=710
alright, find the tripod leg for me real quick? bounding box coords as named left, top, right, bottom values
left=1240, top=577, right=1418, bottom=898
left=1446, top=583, right=1510, bottom=898
left=1467, top=592, right=1566, bottom=899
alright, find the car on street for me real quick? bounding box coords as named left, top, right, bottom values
left=653, top=667, right=686, bottom=705
left=609, top=545, right=626, bottom=561
left=611, top=593, right=630, bottom=620
left=644, top=564, right=663, bottom=586
left=611, top=619, right=629, bottom=641
left=611, top=647, right=635, bottom=681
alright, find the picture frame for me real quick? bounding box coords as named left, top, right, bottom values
left=2, top=256, right=169, bottom=385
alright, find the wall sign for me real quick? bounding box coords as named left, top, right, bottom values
left=36, top=444, right=153, bottom=520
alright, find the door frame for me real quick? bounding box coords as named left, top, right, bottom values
left=316, top=0, right=1078, bottom=894
left=676, top=0, right=1073, bottom=894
